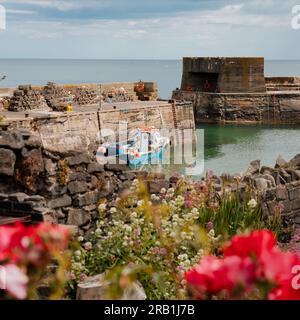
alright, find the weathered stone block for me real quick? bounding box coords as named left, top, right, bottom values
left=0, top=149, right=16, bottom=176
left=8, top=192, right=29, bottom=203
left=289, top=154, right=300, bottom=168
left=255, top=178, right=268, bottom=191
left=289, top=188, right=300, bottom=201
left=292, top=199, right=300, bottom=211
left=69, top=171, right=89, bottom=181
left=279, top=169, right=291, bottom=183
left=87, top=163, right=104, bottom=173
left=76, top=273, right=146, bottom=300
left=48, top=194, right=72, bottom=209
left=43, top=177, right=68, bottom=196
left=73, top=190, right=100, bottom=207
left=0, top=131, right=24, bottom=149
left=44, top=159, right=57, bottom=176
left=281, top=200, right=292, bottom=214
left=148, top=180, right=169, bottom=194
left=68, top=181, right=88, bottom=194
left=276, top=185, right=287, bottom=201
left=66, top=154, right=91, bottom=166
left=275, top=155, right=288, bottom=168
left=104, top=164, right=129, bottom=172
left=67, top=208, right=91, bottom=227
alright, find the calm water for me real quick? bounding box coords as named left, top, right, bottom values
left=1, top=59, right=300, bottom=99
left=201, top=124, right=300, bottom=175
left=0, top=59, right=300, bottom=174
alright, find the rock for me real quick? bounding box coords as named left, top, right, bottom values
left=44, top=159, right=57, bottom=176
left=76, top=273, right=146, bottom=300
left=48, top=194, right=72, bottom=209
left=120, top=172, right=136, bottom=181
left=279, top=169, right=291, bottom=183
left=148, top=180, right=169, bottom=194
left=289, top=188, right=300, bottom=201
left=292, top=198, right=300, bottom=211
left=291, top=170, right=300, bottom=181
left=31, top=207, right=57, bottom=224
left=24, top=195, right=46, bottom=207
left=87, top=163, right=104, bottom=173
left=43, top=177, right=68, bottom=196
left=8, top=192, right=29, bottom=202
left=254, top=178, right=269, bottom=191
left=0, top=193, right=8, bottom=201
left=276, top=185, right=287, bottom=200
left=0, top=131, right=24, bottom=149
left=214, top=184, right=222, bottom=192
left=275, top=155, right=288, bottom=168
left=0, top=149, right=16, bottom=176
left=69, top=171, right=89, bottom=181
left=104, top=164, right=129, bottom=172
left=62, top=224, right=79, bottom=237
left=73, top=190, right=100, bottom=207
left=260, top=166, right=274, bottom=175
left=245, top=160, right=260, bottom=175
left=289, top=154, right=300, bottom=168
left=67, top=208, right=91, bottom=227
left=68, top=181, right=88, bottom=194
left=261, top=174, right=276, bottom=188
left=25, top=136, right=42, bottom=149
left=66, top=154, right=91, bottom=166
left=83, top=204, right=97, bottom=212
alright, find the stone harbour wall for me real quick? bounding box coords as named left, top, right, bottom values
left=172, top=90, right=300, bottom=124
left=0, top=129, right=170, bottom=235
left=1, top=130, right=299, bottom=234
left=2, top=102, right=195, bottom=154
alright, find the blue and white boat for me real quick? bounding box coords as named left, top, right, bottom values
left=96, top=126, right=170, bottom=167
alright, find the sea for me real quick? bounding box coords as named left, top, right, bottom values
left=1, top=59, right=300, bottom=175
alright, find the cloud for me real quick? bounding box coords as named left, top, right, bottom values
left=6, top=9, right=36, bottom=15
left=0, top=0, right=298, bottom=59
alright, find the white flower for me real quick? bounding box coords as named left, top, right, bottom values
left=77, top=236, right=84, bottom=242
left=84, top=242, right=93, bottom=251
left=110, top=207, right=117, bottom=214
left=137, top=200, right=144, bottom=207
left=74, top=250, right=81, bottom=258
left=131, top=212, right=137, bottom=218
left=98, top=203, right=106, bottom=212
left=95, top=229, right=101, bottom=236
left=160, top=188, right=166, bottom=194
left=191, top=208, right=199, bottom=215
left=248, top=199, right=257, bottom=209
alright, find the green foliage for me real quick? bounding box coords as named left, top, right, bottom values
left=69, top=177, right=281, bottom=300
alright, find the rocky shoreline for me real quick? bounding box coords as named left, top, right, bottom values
left=0, top=129, right=299, bottom=235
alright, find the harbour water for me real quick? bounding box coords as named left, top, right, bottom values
left=1, top=59, right=300, bottom=99
left=1, top=59, right=300, bottom=175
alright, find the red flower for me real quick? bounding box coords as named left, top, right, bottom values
left=185, top=255, right=256, bottom=297
left=223, top=230, right=276, bottom=260
left=269, top=278, right=300, bottom=300
left=0, top=223, right=69, bottom=265
left=186, top=230, right=300, bottom=300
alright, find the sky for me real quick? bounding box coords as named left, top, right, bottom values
left=0, top=0, right=299, bottom=59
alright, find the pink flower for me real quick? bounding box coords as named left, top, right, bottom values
left=159, top=248, right=167, bottom=255
left=206, top=221, right=214, bottom=231
left=1, top=264, right=28, bottom=300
